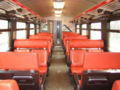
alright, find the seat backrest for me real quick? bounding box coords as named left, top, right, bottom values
left=37, top=33, right=53, bottom=37
left=69, top=39, right=104, bottom=49
left=14, top=39, right=48, bottom=49
left=84, top=52, right=120, bottom=70
left=112, top=80, right=120, bottom=90
left=29, top=35, right=53, bottom=42
left=70, top=50, right=85, bottom=66
left=31, top=50, right=48, bottom=66
left=0, top=80, right=19, bottom=90
left=67, top=39, right=104, bottom=56
left=64, top=35, right=88, bottom=47
left=0, top=52, right=39, bottom=70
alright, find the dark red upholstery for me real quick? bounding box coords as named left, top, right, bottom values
left=0, top=52, right=39, bottom=71
left=112, top=80, right=120, bottom=90
left=14, top=39, right=48, bottom=49
left=0, top=80, right=19, bottom=90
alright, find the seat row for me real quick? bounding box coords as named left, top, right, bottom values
left=0, top=32, right=53, bottom=90
left=62, top=32, right=120, bottom=90
left=0, top=80, right=120, bottom=90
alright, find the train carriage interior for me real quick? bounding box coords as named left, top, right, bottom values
left=0, top=0, right=120, bottom=90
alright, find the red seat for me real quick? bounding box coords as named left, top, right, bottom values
left=112, top=80, right=120, bottom=90
left=37, top=33, right=53, bottom=37
left=14, top=39, right=49, bottom=72
left=32, top=50, right=48, bottom=74
left=0, top=80, right=19, bottom=90
left=69, top=39, right=104, bottom=49
left=70, top=50, right=85, bottom=74
left=29, top=35, right=53, bottom=53
left=69, top=39, right=104, bottom=70
left=14, top=39, right=48, bottom=49
left=0, top=52, right=39, bottom=71
left=71, top=52, right=120, bottom=75
left=0, top=52, right=46, bottom=89
left=63, top=35, right=88, bottom=47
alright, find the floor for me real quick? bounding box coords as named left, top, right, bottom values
left=45, top=45, right=74, bottom=90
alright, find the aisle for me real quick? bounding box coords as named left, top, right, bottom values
left=45, top=46, right=74, bottom=90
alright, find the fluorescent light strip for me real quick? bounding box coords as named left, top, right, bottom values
left=55, top=14, right=61, bottom=17
left=54, top=10, right=62, bottom=14
left=53, top=2, right=65, bottom=9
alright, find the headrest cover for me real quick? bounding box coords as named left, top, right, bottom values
left=14, top=39, right=48, bottom=48
left=0, top=80, right=19, bottom=90
left=70, top=39, right=104, bottom=48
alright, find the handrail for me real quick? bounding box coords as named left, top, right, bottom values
left=63, top=24, right=72, bottom=32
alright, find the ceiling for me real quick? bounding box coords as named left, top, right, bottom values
left=0, top=0, right=119, bottom=21
left=18, top=0, right=105, bottom=17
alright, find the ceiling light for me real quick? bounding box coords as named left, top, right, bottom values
left=55, top=14, right=61, bottom=17
left=54, top=10, right=62, bottom=14
left=53, top=1, right=65, bottom=9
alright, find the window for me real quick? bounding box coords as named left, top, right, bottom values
left=91, top=23, right=101, bottom=29
left=17, top=22, right=26, bottom=29
left=108, top=33, right=120, bottom=52
left=81, top=24, right=87, bottom=35
left=16, top=22, right=27, bottom=39
left=30, top=24, right=35, bottom=35
left=110, top=20, right=120, bottom=30
left=0, top=32, right=10, bottom=52
left=90, top=31, right=101, bottom=40
left=41, top=23, right=48, bottom=32
left=0, top=20, right=8, bottom=29
left=16, top=30, right=27, bottom=39
left=108, top=20, right=120, bottom=52
left=90, top=22, right=102, bottom=40
left=76, top=25, right=80, bottom=34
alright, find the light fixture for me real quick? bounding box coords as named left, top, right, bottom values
left=55, top=14, right=61, bottom=17
left=54, top=10, right=62, bottom=14
left=53, top=1, right=65, bottom=9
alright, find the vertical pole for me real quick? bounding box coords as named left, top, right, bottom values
left=8, top=16, right=16, bottom=51
left=75, top=21, right=77, bottom=33
left=39, top=22, right=41, bottom=33
left=26, top=22, right=30, bottom=38
left=79, top=24, right=82, bottom=35
left=87, top=22, right=91, bottom=39
left=34, top=23, right=37, bottom=34
left=101, top=19, right=110, bottom=51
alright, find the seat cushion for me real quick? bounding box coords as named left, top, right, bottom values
left=112, top=80, right=120, bottom=90
left=0, top=80, right=19, bottom=90
left=39, top=66, right=47, bottom=74
left=71, top=66, right=83, bottom=75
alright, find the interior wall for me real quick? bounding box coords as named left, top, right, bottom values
left=46, top=16, right=75, bottom=32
